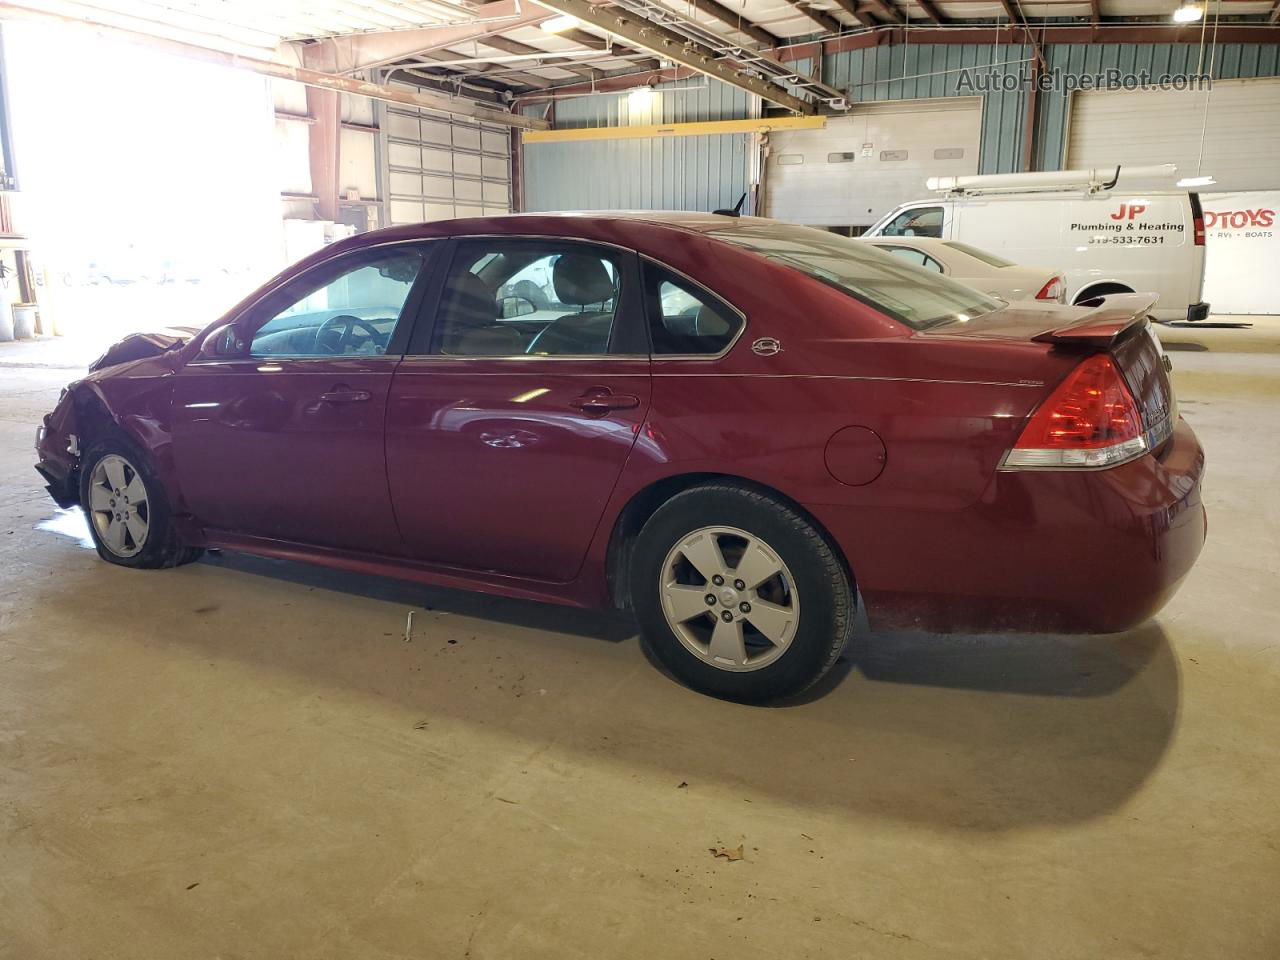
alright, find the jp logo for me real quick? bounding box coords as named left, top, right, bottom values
left=1110, top=204, right=1148, bottom=220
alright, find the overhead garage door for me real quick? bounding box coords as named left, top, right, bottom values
left=765, top=97, right=982, bottom=229
left=381, top=88, right=512, bottom=225
left=1067, top=78, right=1280, bottom=192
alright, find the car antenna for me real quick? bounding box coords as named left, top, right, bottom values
left=713, top=193, right=747, bottom=217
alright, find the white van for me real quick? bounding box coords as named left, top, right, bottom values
left=864, top=166, right=1210, bottom=323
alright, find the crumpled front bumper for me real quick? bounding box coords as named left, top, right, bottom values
left=34, top=393, right=81, bottom=509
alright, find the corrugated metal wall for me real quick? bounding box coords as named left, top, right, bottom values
left=818, top=43, right=1034, bottom=174
left=522, top=79, right=750, bottom=212
left=1034, top=42, right=1280, bottom=169
left=521, top=42, right=1280, bottom=212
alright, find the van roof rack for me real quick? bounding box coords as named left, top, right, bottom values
left=927, top=164, right=1177, bottom=197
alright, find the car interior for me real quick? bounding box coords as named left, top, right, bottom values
left=249, top=307, right=400, bottom=356
left=438, top=249, right=621, bottom=356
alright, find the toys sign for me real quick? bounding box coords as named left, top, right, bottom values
left=1202, top=191, right=1280, bottom=315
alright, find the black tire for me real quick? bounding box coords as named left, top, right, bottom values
left=79, top=434, right=202, bottom=569
left=631, top=483, right=854, bottom=703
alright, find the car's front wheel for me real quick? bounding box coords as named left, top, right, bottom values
left=79, top=436, right=202, bottom=569
left=631, top=483, right=854, bottom=702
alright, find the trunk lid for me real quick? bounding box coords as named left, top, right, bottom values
left=927, top=293, right=1175, bottom=438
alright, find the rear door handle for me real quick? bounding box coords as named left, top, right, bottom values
left=320, top=388, right=372, bottom=404
left=570, top=389, right=641, bottom=416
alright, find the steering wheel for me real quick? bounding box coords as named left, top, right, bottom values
left=315, top=313, right=383, bottom=354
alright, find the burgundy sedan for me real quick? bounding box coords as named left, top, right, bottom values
left=35, top=214, right=1206, bottom=702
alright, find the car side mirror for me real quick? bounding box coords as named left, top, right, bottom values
left=499, top=296, right=536, bottom=320
left=199, top=323, right=248, bottom=359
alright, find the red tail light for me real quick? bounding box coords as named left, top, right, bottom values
left=1003, top=354, right=1148, bottom=469
left=1035, top=276, right=1065, bottom=302
left=1193, top=216, right=1205, bottom=245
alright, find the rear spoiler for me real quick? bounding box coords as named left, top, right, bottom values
left=1031, top=293, right=1159, bottom=347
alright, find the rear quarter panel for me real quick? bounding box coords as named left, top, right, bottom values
left=579, top=234, right=1082, bottom=610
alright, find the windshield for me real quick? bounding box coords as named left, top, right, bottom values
left=710, top=221, right=1002, bottom=330
left=944, top=241, right=1016, bottom=268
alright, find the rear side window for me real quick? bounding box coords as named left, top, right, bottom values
left=430, top=241, right=624, bottom=357
left=643, top=264, right=743, bottom=356
left=711, top=221, right=1002, bottom=330
left=880, top=246, right=943, bottom=273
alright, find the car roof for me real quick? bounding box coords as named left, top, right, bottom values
left=345, top=211, right=788, bottom=246
left=328, top=211, right=860, bottom=268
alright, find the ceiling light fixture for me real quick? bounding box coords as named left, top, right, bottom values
left=1172, top=2, right=1203, bottom=23
left=540, top=14, right=582, bottom=32
left=627, top=85, right=656, bottom=108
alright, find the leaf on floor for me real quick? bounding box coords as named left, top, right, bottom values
left=709, top=844, right=745, bottom=862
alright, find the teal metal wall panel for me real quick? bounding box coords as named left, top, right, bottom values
left=523, top=43, right=1280, bottom=212
left=821, top=43, right=1034, bottom=173
left=524, top=134, right=748, bottom=212
left=523, top=79, right=750, bottom=212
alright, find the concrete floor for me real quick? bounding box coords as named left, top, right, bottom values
left=1, top=319, right=1278, bottom=959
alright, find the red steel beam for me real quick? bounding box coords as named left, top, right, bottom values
left=775, top=23, right=1280, bottom=59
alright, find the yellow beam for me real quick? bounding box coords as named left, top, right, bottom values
left=523, top=115, right=826, bottom=144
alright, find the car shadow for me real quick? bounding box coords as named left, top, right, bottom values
left=201, top=549, right=638, bottom=645
left=57, top=544, right=1181, bottom=834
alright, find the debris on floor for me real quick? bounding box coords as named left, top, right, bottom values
left=404, top=610, right=414, bottom=642
left=709, top=844, right=744, bottom=862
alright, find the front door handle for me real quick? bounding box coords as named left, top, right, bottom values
left=320, top=388, right=372, bottom=404
left=569, top=388, right=641, bottom=417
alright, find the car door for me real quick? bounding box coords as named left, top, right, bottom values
left=384, top=238, right=651, bottom=582
left=171, top=242, right=437, bottom=553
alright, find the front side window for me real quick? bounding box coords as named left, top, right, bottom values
left=433, top=242, right=623, bottom=357
left=881, top=206, right=944, bottom=238
left=711, top=221, right=1001, bottom=330
left=644, top=264, right=742, bottom=356
left=250, top=248, right=425, bottom=357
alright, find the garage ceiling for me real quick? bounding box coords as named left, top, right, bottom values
left=6, top=0, right=1279, bottom=118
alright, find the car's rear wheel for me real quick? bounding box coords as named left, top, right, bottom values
left=79, top=436, right=202, bottom=569
left=631, top=483, right=854, bottom=702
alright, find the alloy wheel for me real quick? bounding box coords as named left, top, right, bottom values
left=88, top=454, right=150, bottom=558
left=658, top=525, right=800, bottom=672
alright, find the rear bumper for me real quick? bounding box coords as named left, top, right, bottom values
left=812, top=417, right=1206, bottom=634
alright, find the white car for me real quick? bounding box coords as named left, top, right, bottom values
left=860, top=236, right=1065, bottom=304
left=863, top=166, right=1209, bottom=322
